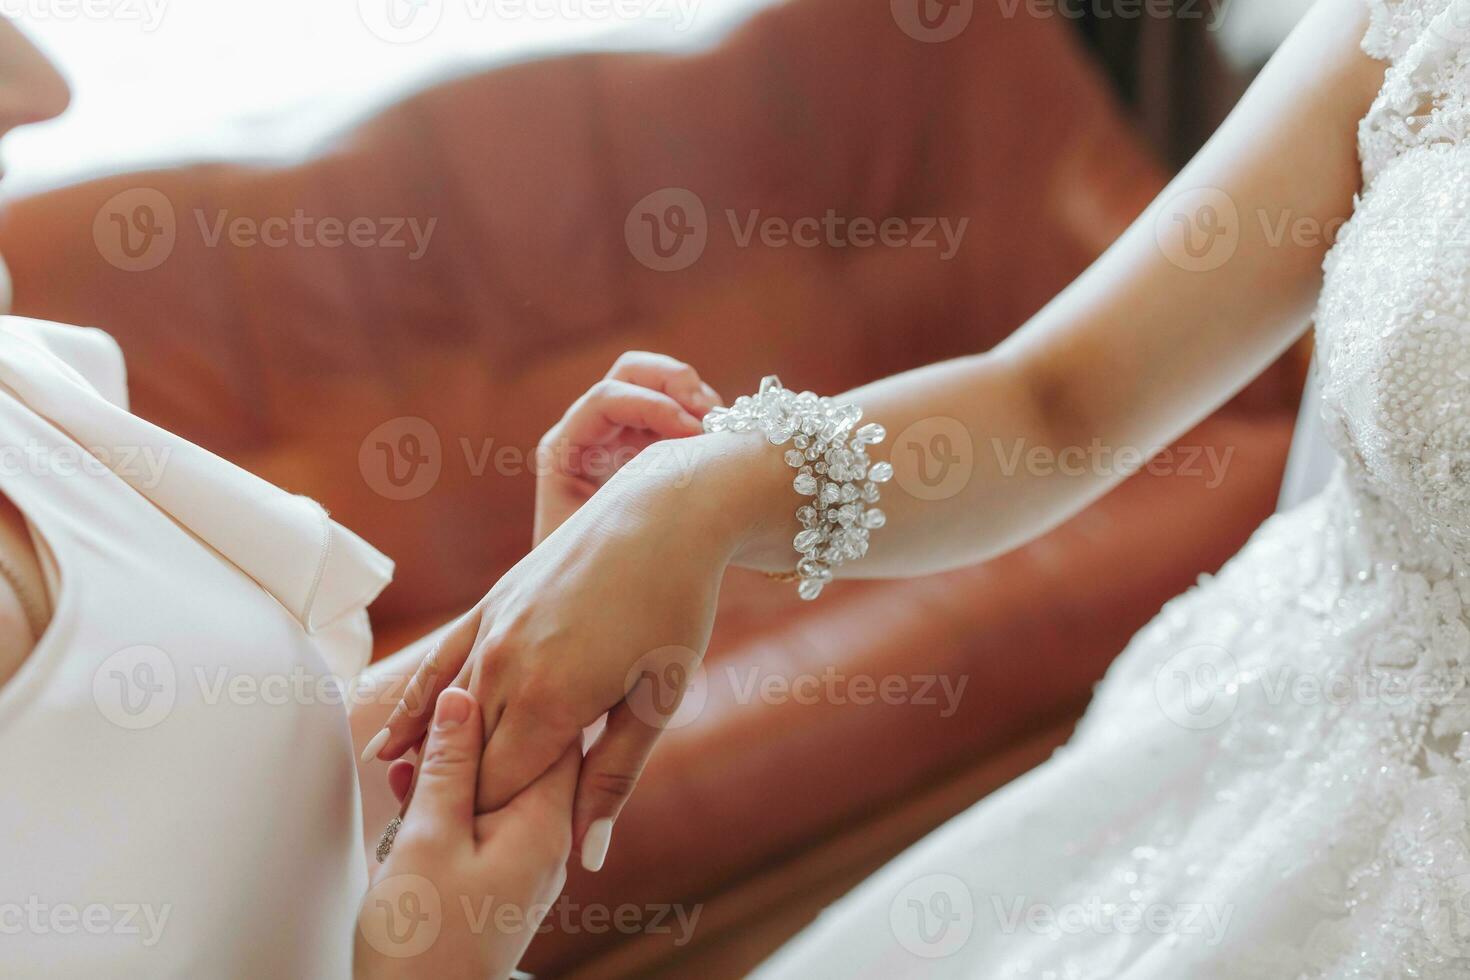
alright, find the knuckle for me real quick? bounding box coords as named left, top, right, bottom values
left=590, top=378, right=621, bottom=399
left=419, top=741, right=475, bottom=774
left=587, top=769, right=641, bottom=801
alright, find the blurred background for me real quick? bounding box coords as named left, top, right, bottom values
left=0, top=0, right=1328, bottom=976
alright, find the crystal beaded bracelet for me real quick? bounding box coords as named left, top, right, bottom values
left=702, top=376, right=891, bottom=600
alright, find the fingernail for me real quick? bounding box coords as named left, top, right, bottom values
left=360, top=728, right=390, bottom=763
left=434, top=689, right=473, bottom=730
left=679, top=410, right=702, bottom=429
left=701, top=383, right=723, bottom=407
left=582, top=818, right=614, bottom=872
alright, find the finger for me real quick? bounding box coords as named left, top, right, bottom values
left=401, top=688, right=484, bottom=841
left=368, top=612, right=480, bottom=763
left=563, top=379, right=703, bottom=448
left=387, top=759, right=415, bottom=806
left=605, top=351, right=722, bottom=415
left=571, top=701, right=663, bottom=871
left=475, top=740, right=580, bottom=841
left=474, top=701, right=582, bottom=814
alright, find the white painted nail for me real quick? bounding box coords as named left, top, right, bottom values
left=360, top=728, right=390, bottom=764
left=581, top=818, right=614, bottom=872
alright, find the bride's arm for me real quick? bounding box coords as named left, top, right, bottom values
left=375, top=0, right=1393, bottom=868
left=708, top=0, right=1383, bottom=578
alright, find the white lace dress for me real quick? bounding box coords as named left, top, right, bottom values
left=754, top=2, right=1470, bottom=977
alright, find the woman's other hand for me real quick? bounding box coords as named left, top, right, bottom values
left=355, top=688, right=577, bottom=980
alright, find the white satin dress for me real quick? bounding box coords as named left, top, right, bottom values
left=0, top=316, right=393, bottom=977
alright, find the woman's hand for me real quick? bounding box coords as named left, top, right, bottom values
left=365, top=432, right=788, bottom=871
left=355, top=687, right=578, bottom=980
left=534, top=352, right=720, bottom=545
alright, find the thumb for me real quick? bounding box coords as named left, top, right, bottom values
left=572, top=701, right=662, bottom=872
left=402, top=688, right=484, bottom=842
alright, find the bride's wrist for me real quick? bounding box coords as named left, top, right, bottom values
left=629, top=431, right=798, bottom=571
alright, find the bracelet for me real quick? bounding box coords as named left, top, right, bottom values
left=703, top=375, right=890, bottom=600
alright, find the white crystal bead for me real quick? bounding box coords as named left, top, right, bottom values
left=794, top=473, right=819, bottom=495
left=868, top=461, right=894, bottom=483
left=819, top=482, right=842, bottom=505
left=784, top=449, right=806, bottom=468
left=798, top=579, right=824, bottom=601
left=794, top=528, right=824, bottom=553
left=797, top=557, right=832, bottom=581
left=854, top=422, right=886, bottom=445
left=862, top=508, right=887, bottom=529
left=796, top=505, right=818, bottom=526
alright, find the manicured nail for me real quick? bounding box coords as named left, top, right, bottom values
left=679, top=410, right=702, bottom=430
left=581, top=818, right=614, bottom=872
left=360, top=728, right=390, bottom=763
left=434, top=689, right=473, bottom=730
left=701, top=383, right=722, bottom=407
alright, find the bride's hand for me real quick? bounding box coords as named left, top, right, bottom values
left=367, top=432, right=786, bottom=870
left=355, top=688, right=578, bottom=980
left=533, top=351, right=721, bottom=545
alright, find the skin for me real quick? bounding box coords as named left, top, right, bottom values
left=373, top=0, right=1391, bottom=872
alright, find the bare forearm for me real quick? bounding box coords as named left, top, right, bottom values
left=674, top=0, right=1383, bottom=581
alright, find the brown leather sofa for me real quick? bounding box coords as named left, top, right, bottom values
left=0, top=0, right=1301, bottom=974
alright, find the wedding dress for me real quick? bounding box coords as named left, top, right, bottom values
left=755, top=2, right=1470, bottom=976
